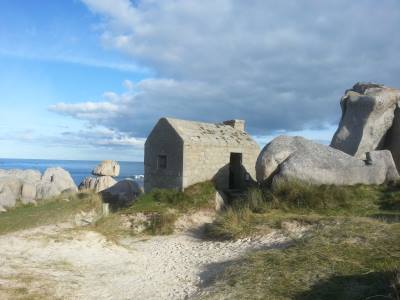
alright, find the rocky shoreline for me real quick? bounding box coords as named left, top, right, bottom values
left=0, top=160, right=143, bottom=212
left=0, top=168, right=77, bottom=211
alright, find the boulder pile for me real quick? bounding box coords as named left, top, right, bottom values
left=79, top=160, right=119, bottom=192
left=0, top=167, right=77, bottom=211
left=79, top=160, right=143, bottom=205
left=256, top=82, right=400, bottom=187
left=93, top=160, right=120, bottom=177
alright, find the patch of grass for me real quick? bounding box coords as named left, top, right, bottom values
left=207, top=181, right=400, bottom=240
left=0, top=273, right=54, bottom=300
left=0, top=191, right=102, bottom=235
left=0, top=286, right=47, bottom=300
left=204, top=218, right=400, bottom=300
left=202, top=180, right=400, bottom=299
left=204, top=207, right=255, bottom=240
left=126, top=181, right=216, bottom=214
left=379, top=187, right=400, bottom=211
left=92, top=181, right=216, bottom=238
left=145, top=212, right=178, bottom=235
left=90, top=213, right=128, bottom=241
left=267, top=179, right=382, bottom=214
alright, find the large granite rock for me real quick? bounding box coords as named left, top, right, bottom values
left=383, top=103, right=400, bottom=171
left=0, top=168, right=77, bottom=211
left=79, top=176, right=117, bottom=192
left=0, top=177, right=22, bottom=209
left=101, top=179, right=143, bottom=206
left=21, top=182, right=37, bottom=204
left=36, top=168, right=77, bottom=200
left=331, top=82, right=400, bottom=158
left=256, top=136, right=399, bottom=186
left=0, top=169, right=42, bottom=209
left=92, top=160, right=120, bottom=177
left=0, top=169, right=42, bottom=182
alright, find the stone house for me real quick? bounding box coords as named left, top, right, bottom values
left=144, top=117, right=260, bottom=192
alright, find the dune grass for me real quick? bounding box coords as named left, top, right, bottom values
left=205, top=180, right=400, bottom=240
left=0, top=191, right=102, bottom=235
left=1, top=179, right=398, bottom=299
left=125, top=181, right=216, bottom=214
left=204, top=218, right=400, bottom=300
left=202, top=180, right=400, bottom=300
left=91, top=181, right=216, bottom=238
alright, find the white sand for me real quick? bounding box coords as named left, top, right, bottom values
left=0, top=218, right=298, bottom=299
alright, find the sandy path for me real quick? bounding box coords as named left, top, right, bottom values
left=0, top=222, right=292, bottom=300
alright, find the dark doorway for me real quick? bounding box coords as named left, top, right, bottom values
left=229, top=153, right=243, bottom=189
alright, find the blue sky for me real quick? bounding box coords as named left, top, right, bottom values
left=1, top=0, right=399, bottom=161
left=0, top=0, right=149, bottom=160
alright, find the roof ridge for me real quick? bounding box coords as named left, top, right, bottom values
left=165, top=117, right=225, bottom=126
left=161, top=117, right=258, bottom=147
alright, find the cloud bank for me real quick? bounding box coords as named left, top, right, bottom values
left=51, top=0, right=400, bottom=141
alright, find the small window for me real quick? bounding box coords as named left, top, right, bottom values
left=157, top=155, right=167, bottom=169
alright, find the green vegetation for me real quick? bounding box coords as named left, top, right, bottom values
left=203, top=180, right=400, bottom=300
left=0, top=191, right=102, bottom=235
left=91, top=181, right=216, bottom=238
left=206, top=180, right=400, bottom=240
left=125, top=180, right=216, bottom=213
left=205, top=218, right=399, bottom=300
left=2, top=179, right=398, bottom=299
left=145, top=212, right=178, bottom=235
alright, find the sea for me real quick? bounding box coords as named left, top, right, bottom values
left=0, top=158, right=144, bottom=186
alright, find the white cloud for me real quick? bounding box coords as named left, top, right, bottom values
left=49, top=101, right=119, bottom=120
left=1, top=126, right=144, bottom=148
left=52, top=0, right=400, bottom=141
left=59, top=127, right=145, bottom=148
left=0, top=48, right=148, bottom=73
left=122, top=79, right=134, bottom=90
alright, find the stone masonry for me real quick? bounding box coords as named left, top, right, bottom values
left=144, top=118, right=260, bottom=192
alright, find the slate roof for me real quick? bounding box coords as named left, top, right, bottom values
left=165, top=117, right=259, bottom=147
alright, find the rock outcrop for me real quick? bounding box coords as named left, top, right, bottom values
left=0, top=168, right=77, bottom=211
left=79, top=160, right=121, bottom=192
left=36, top=168, right=77, bottom=200
left=256, top=136, right=399, bottom=186
left=79, top=176, right=117, bottom=193
left=100, top=179, right=143, bottom=206
left=0, top=177, right=23, bottom=209
left=331, top=82, right=400, bottom=163
left=92, top=160, right=120, bottom=177
left=384, top=104, right=400, bottom=171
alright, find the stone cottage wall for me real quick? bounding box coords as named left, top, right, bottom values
left=182, top=143, right=260, bottom=190
left=144, top=120, right=184, bottom=192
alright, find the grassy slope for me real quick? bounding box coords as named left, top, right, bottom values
left=126, top=181, right=216, bottom=213
left=0, top=192, right=102, bottom=235
left=1, top=180, right=398, bottom=299
left=92, top=181, right=216, bottom=238
left=202, top=181, right=400, bottom=300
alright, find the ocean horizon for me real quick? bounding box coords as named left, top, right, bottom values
left=0, top=158, right=144, bottom=186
